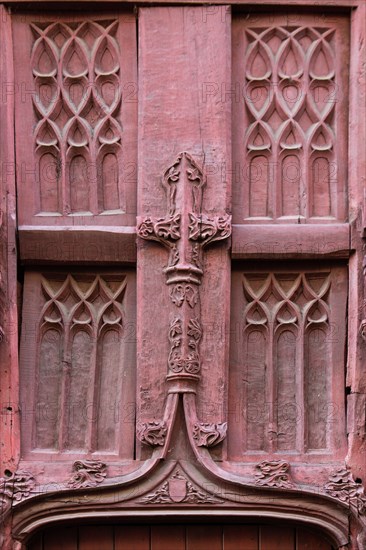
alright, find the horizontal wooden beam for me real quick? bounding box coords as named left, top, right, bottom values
left=18, top=226, right=137, bottom=264
left=232, top=224, right=350, bottom=259
left=3, top=0, right=359, bottom=6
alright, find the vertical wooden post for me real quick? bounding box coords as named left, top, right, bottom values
left=0, top=6, right=20, bottom=548
left=0, top=4, right=20, bottom=477
left=137, top=6, right=232, bottom=457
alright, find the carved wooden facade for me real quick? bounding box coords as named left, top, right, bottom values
left=0, top=2, right=365, bottom=549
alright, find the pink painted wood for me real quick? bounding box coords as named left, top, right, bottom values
left=1, top=3, right=366, bottom=550
left=13, top=12, right=137, bottom=228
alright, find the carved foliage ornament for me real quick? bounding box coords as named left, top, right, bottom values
left=168, top=317, right=202, bottom=375
left=188, top=213, right=232, bottom=246
left=325, top=467, right=366, bottom=514
left=140, top=469, right=223, bottom=504
left=193, top=422, right=227, bottom=447
left=137, top=421, right=167, bottom=446
left=254, top=460, right=294, bottom=489
left=0, top=471, right=35, bottom=517
left=137, top=152, right=231, bottom=282
left=67, top=460, right=107, bottom=489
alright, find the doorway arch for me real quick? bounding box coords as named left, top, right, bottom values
left=27, top=521, right=335, bottom=550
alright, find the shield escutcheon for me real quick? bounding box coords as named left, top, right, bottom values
left=168, top=478, right=187, bottom=502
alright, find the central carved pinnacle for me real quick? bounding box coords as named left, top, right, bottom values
left=137, top=152, right=231, bottom=390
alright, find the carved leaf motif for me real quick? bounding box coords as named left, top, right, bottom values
left=137, top=215, right=181, bottom=244
left=193, top=422, right=227, bottom=447
left=137, top=421, right=167, bottom=446
left=188, top=213, right=232, bottom=245
left=137, top=217, right=155, bottom=238
left=325, top=467, right=366, bottom=514
left=0, top=471, right=35, bottom=517
left=187, top=318, right=202, bottom=342
left=169, top=284, right=198, bottom=308
left=155, top=214, right=181, bottom=240
left=255, top=460, right=294, bottom=489
left=67, top=460, right=107, bottom=489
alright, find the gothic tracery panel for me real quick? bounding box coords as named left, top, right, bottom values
left=229, top=265, right=347, bottom=462
left=19, top=271, right=136, bottom=460
left=13, top=13, right=137, bottom=226
left=232, top=14, right=349, bottom=223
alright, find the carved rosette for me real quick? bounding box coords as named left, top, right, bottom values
left=67, top=460, right=107, bottom=489
left=325, top=467, right=366, bottom=514
left=140, top=469, right=223, bottom=504
left=137, top=421, right=167, bottom=446
left=0, top=471, right=35, bottom=518
left=137, top=152, right=231, bottom=392
left=193, top=422, right=227, bottom=447
left=254, top=460, right=294, bottom=489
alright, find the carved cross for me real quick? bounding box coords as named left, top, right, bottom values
left=137, top=152, right=231, bottom=391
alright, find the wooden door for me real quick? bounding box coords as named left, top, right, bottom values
left=27, top=523, right=334, bottom=550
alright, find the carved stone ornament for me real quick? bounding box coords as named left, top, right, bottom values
left=137, top=421, right=167, bottom=446
left=193, top=422, right=227, bottom=447
left=67, top=460, right=107, bottom=489
left=140, top=469, right=223, bottom=504
left=0, top=471, right=35, bottom=517
left=254, top=460, right=294, bottom=489
left=325, top=467, right=366, bottom=514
